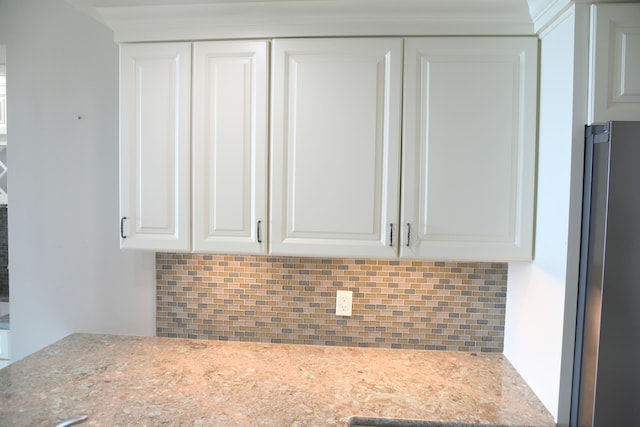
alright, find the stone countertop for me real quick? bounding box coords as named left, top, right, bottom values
left=0, top=334, right=555, bottom=427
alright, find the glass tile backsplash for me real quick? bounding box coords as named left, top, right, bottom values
left=156, top=253, right=507, bottom=352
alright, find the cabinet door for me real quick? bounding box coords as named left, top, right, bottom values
left=589, top=3, right=640, bottom=123
left=270, top=38, right=402, bottom=258
left=119, top=43, right=191, bottom=251
left=401, top=37, right=537, bottom=261
left=192, top=41, right=269, bottom=253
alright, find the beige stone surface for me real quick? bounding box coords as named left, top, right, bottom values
left=0, top=334, right=555, bottom=427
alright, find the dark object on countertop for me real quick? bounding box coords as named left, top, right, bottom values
left=349, top=417, right=535, bottom=427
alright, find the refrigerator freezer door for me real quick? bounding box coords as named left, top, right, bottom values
left=573, top=121, right=640, bottom=427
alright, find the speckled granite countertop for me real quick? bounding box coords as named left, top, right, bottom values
left=0, top=334, right=555, bottom=427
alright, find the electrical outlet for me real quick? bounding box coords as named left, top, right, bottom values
left=335, top=290, right=353, bottom=316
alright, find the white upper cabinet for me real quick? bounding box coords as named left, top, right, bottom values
left=119, top=42, right=191, bottom=251
left=270, top=38, right=403, bottom=258
left=589, top=3, right=640, bottom=123
left=192, top=41, right=269, bottom=254
left=401, top=37, right=537, bottom=261
left=118, top=36, right=537, bottom=260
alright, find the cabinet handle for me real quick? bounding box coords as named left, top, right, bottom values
left=389, top=223, right=394, bottom=247
left=406, top=223, right=411, bottom=247
left=120, top=216, right=127, bottom=239
left=257, top=220, right=263, bottom=243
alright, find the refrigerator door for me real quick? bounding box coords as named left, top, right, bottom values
left=572, top=121, right=640, bottom=427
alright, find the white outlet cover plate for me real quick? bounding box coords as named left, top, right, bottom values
left=336, top=290, right=352, bottom=316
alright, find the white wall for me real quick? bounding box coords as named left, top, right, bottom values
left=0, top=0, right=156, bottom=362
left=505, top=6, right=589, bottom=425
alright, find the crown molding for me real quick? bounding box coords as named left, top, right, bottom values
left=527, top=0, right=573, bottom=33
left=77, top=0, right=536, bottom=42
left=528, top=0, right=640, bottom=34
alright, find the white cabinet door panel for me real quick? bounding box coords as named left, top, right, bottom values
left=271, top=38, right=402, bottom=258
left=193, top=41, right=269, bottom=253
left=401, top=37, right=537, bottom=261
left=589, top=3, right=640, bottom=123
left=119, top=43, right=191, bottom=251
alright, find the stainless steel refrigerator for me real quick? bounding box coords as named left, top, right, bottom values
left=571, top=121, right=640, bottom=426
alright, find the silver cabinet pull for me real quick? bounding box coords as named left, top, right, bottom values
left=389, top=223, right=394, bottom=247
left=257, top=220, right=263, bottom=243
left=406, top=223, right=411, bottom=247
left=120, top=216, right=127, bottom=239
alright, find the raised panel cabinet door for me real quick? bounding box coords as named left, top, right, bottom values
left=401, top=37, right=537, bottom=261
left=192, top=40, right=269, bottom=253
left=589, top=3, right=640, bottom=123
left=270, top=38, right=402, bottom=258
left=119, top=43, right=191, bottom=251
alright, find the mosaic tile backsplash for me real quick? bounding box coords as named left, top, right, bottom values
left=156, top=254, right=507, bottom=352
